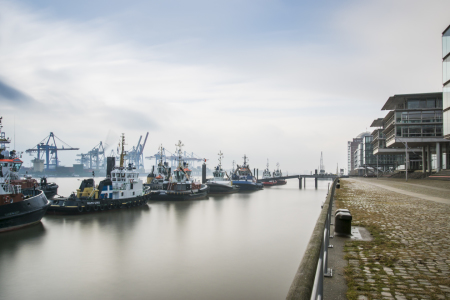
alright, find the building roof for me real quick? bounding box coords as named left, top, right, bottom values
left=381, top=92, right=442, bottom=110
left=370, top=118, right=384, bottom=127
left=356, top=132, right=371, bottom=138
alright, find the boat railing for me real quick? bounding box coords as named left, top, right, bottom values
left=286, top=178, right=338, bottom=300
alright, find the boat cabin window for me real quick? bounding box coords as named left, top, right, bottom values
left=12, top=163, right=22, bottom=172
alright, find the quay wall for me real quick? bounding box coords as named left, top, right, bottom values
left=286, top=178, right=338, bottom=299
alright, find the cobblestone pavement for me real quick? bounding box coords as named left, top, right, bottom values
left=336, top=179, right=450, bottom=300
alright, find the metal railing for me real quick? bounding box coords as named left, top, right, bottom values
left=286, top=178, right=338, bottom=300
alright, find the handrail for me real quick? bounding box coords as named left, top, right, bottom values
left=286, top=178, right=338, bottom=300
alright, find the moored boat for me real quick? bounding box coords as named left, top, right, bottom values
left=273, top=163, right=287, bottom=185
left=0, top=117, right=50, bottom=232
left=148, top=141, right=208, bottom=201
left=261, top=160, right=276, bottom=187
left=231, top=155, right=263, bottom=191
left=145, top=144, right=170, bottom=191
left=46, top=134, right=150, bottom=214
left=207, top=151, right=239, bottom=194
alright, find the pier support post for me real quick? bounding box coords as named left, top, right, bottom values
left=299, top=177, right=302, bottom=189
left=315, top=169, right=318, bottom=189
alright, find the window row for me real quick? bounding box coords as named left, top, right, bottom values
left=396, top=125, right=443, bottom=137
left=395, top=111, right=443, bottom=124
left=406, top=98, right=443, bottom=109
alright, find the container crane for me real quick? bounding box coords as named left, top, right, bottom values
left=26, top=132, right=79, bottom=170
left=125, top=132, right=148, bottom=169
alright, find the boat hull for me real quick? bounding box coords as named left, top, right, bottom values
left=231, top=181, right=264, bottom=190
left=207, top=182, right=240, bottom=194
left=0, top=190, right=50, bottom=233
left=149, top=186, right=209, bottom=201
left=46, top=194, right=150, bottom=215
left=275, top=179, right=287, bottom=185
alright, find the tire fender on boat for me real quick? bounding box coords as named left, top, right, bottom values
left=77, top=204, right=84, bottom=213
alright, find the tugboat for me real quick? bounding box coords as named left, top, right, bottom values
left=47, top=134, right=150, bottom=214
left=149, top=141, right=208, bottom=201
left=145, top=144, right=170, bottom=191
left=261, top=160, right=276, bottom=187
left=207, top=151, right=239, bottom=194
left=273, top=163, right=287, bottom=185
left=16, top=175, right=59, bottom=199
left=0, top=117, right=50, bottom=232
left=231, top=155, right=263, bottom=191
left=38, top=176, right=58, bottom=199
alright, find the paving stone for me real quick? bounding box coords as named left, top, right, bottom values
left=337, top=179, right=450, bottom=298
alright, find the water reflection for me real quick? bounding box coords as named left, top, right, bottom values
left=0, top=178, right=329, bottom=300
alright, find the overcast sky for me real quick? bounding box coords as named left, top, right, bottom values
left=1, top=0, right=449, bottom=173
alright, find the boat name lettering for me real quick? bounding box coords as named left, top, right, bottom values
left=87, top=201, right=100, bottom=205
left=4, top=211, right=19, bottom=216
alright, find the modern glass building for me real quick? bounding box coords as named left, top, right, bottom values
left=443, top=25, right=450, bottom=140
left=375, top=93, right=449, bottom=172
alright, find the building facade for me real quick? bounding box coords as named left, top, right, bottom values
left=443, top=25, right=450, bottom=140
left=347, top=132, right=368, bottom=173
left=375, top=93, right=449, bottom=172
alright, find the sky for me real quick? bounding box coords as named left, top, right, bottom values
left=1, top=0, right=449, bottom=173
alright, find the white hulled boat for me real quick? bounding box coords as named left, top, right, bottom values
left=207, top=151, right=239, bottom=194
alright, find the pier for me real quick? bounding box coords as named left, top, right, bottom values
left=257, top=170, right=337, bottom=189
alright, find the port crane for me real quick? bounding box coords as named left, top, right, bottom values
left=76, top=141, right=106, bottom=169
left=25, top=132, right=79, bottom=170
left=125, top=132, right=149, bottom=169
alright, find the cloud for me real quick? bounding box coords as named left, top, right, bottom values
left=0, top=79, right=33, bottom=103
left=0, top=0, right=449, bottom=172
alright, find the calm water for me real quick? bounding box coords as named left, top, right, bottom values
left=0, top=177, right=331, bottom=300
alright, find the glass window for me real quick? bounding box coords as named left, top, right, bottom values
left=409, top=112, right=421, bottom=123
left=407, top=100, right=420, bottom=109
left=421, top=112, right=434, bottom=123
left=422, top=125, right=435, bottom=136
left=436, top=111, right=443, bottom=122
left=401, top=112, right=408, bottom=123
left=419, top=100, right=427, bottom=108
left=409, top=127, right=421, bottom=137
left=402, top=127, right=408, bottom=137
left=396, top=127, right=402, bottom=136
left=444, top=56, right=450, bottom=83
left=395, top=111, right=402, bottom=123
left=444, top=28, right=450, bottom=58
left=426, top=99, right=436, bottom=108
left=436, top=126, right=443, bottom=136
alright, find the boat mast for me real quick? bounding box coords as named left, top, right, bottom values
left=158, top=144, right=164, bottom=166
left=243, top=154, right=248, bottom=167
left=176, top=140, right=184, bottom=169
left=119, top=134, right=126, bottom=168
left=218, top=150, right=223, bottom=169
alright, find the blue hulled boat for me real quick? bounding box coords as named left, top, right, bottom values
left=231, top=155, right=263, bottom=191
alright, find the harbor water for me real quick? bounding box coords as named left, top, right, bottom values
left=0, top=177, right=331, bottom=300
